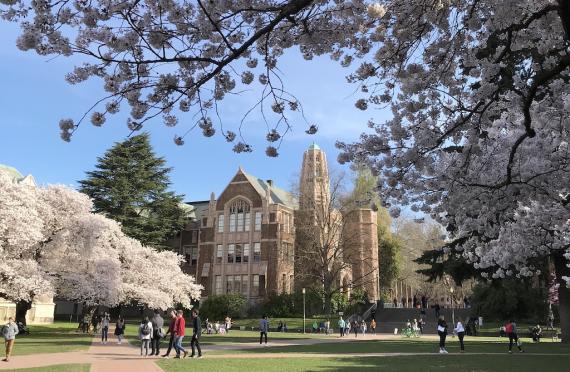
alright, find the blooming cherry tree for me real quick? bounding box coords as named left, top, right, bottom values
left=0, top=172, right=201, bottom=320
left=0, top=0, right=373, bottom=155
left=334, top=0, right=570, bottom=341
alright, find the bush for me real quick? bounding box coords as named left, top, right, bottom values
left=471, top=279, right=548, bottom=323
left=256, top=291, right=324, bottom=318
left=199, top=293, right=247, bottom=320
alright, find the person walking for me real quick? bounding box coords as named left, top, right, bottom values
left=437, top=315, right=448, bottom=354
left=151, top=310, right=165, bottom=356
left=454, top=319, right=466, bottom=352
left=352, top=320, right=358, bottom=338
left=338, top=317, right=346, bottom=337
left=162, top=311, right=177, bottom=358
left=505, top=320, right=524, bottom=353
left=434, top=303, right=441, bottom=319
left=173, top=310, right=188, bottom=358
left=114, top=316, right=125, bottom=344
left=101, top=313, right=110, bottom=344
left=259, top=315, right=269, bottom=345
left=370, top=319, right=376, bottom=335
left=190, top=309, right=202, bottom=357
left=139, top=317, right=153, bottom=357
left=1, top=317, right=19, bottom=362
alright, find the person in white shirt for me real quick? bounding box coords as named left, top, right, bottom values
left=138, top=317, right=153, bottom=357
left=454, top=319, right=465, bottom=352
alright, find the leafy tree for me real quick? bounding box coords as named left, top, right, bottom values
left=79, top=133, right=186, bottom=248
left=199, top=294, right=247, bottom=320
left=471, top=279, right=548, bottom=323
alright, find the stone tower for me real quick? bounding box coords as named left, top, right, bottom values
left=299, top=143, right=330, bottom=210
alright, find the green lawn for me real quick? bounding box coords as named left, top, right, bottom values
left=232, top=337, right=570, bottom=355
left=11, top=322, right=93, bottom=356
left=157, top=354, right=570, bottom=372
left=13, top=364, right=90, bottom=372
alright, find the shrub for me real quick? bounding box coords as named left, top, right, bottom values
left=199, top=293, right=247, bottom=320
left=471, top=279, right=547, bottom=323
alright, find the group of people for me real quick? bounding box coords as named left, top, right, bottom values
left=149, top=309, right=203, bottom=359
left=203, top=316, right=232, bottom=335
left=337, top=317, right=377, bottom=337
left=437, top=316, right=524, bottom=354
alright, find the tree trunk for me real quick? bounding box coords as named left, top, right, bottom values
left=15, top=300, right=32, bottom=325
left=553, top=252, right=570, bottom=343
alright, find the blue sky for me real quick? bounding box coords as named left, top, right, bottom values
left=0, top=21, right=389, bottom=201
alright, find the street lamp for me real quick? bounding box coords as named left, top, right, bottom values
left=302, top=288, right=306, bottom=334
left=450, top=287, right=455, bottom=326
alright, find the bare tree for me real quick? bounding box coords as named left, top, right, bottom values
left=294, top=174, right=378, bottom=314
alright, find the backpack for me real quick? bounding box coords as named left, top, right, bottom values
left=505, top=323, right=513, bottom=333
left=141, top=323, right=151, bottom=336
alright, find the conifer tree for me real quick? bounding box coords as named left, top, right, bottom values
left=79, top=133, right=186, bottom=248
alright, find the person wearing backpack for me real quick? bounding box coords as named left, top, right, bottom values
left=138, top=317, right=153, bottom=357
left=150, top=310, right=165, bottom=356
left=505, top=320, right=524, bottom=353
left=437, top=315, right=448, bottom=354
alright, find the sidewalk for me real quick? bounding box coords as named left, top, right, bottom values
left=0, top=337, right=163, bottom=371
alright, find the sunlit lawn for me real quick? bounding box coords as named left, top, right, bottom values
left=10, top=322, right=93, bottom=356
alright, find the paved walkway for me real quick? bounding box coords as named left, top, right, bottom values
left=0, top=337, right=163, bottom=372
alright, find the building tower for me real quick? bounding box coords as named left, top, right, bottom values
left=299, top=143, right=330, bottom=211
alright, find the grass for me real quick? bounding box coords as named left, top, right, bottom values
left=157, top=354, right=570, bottom=372
left=231, top=337, right=570, bottom=355
left=13, top=364, right=90, bottom=372
left=11, top=322, right=93, bottom=356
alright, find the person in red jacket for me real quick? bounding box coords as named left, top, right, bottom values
left=173, top=310, right=188, bottom=358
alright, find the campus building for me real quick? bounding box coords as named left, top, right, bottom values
left=171, top=144, right=380, bottom=304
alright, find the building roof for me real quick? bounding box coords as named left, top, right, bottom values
left=242, top=171, right=298, bottom=209
left=308, top=142, right=321, bottom=150
left=0, top=164, right=36, bottom=186
left=185, top=200, right=210, bottom=220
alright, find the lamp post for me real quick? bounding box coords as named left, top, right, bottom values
left=302, top=288, right=306, bottom=334
left=450, top=287, right=455, bottom=327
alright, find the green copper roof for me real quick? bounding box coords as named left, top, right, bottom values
left=308, top=142, right=321, bottom=150
left=0, top=164, right=24, bottom=180
left=241, top=170, right=298, bottom=209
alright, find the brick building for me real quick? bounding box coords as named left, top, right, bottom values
left=171, top=144, right=379, bottom=304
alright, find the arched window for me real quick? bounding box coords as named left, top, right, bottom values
left=229, top=199, right=251, bottom=232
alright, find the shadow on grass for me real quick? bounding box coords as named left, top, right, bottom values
left=235, top=339, right=570, bottom=355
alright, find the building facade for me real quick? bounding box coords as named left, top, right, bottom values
left=172, top=145, right=380, bottom=304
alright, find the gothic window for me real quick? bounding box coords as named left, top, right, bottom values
left=229, top=199, right=251, bottom=232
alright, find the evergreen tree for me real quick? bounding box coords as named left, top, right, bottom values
left=79, top=133, right=186, bottom=248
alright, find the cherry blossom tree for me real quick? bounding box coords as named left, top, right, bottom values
left=0, top=0, right=373, bottom=155
left=0, top=173, right=201, bottom=321
left=4, top=0, right=570, bottom=339
left=334, top=1, right=570, bottom=341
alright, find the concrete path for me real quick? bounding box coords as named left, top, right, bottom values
left=0, top=337, right=163, bottom=371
